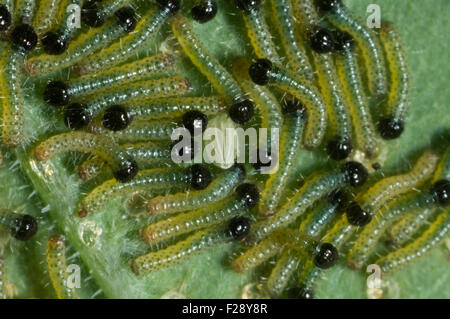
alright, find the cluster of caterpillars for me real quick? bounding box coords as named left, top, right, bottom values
left=0, top=0, right=448, bottom=299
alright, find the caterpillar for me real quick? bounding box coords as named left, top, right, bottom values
left=81, top=0, right=132, bottom=28
left=266, top=249, right=301, bottom=298
left=32, top=0, right=62, bottom=36
left=147, top=164, right=246, bottom=215
left=15, top=0, right=36, bottom=24
left=315, top=0, right=387, bottom=97
left=141, top=183, right=258, bottom=243
left=77, top=164, right=212, bottom=217
left=0, top=210, right=38, bottom=241
left=191, top=0, right=218, bottom=24
left=236, top=0, right=280, bottom=63
left=250, top=161, right=367, bottom=238
left=33, top=131, right=139, bottom=183
left=249, top=59, right=327, bottom=149
left=346, top=150, right=439, bottom=227
left=334, top=31, right=378, bottom=158
left=46, top=234, right=80, bottom=299
left=258, top=99, right=306, bottom=215
left=377, top=21, right=411, bottom=140
left=44, top=54, right=176, bottom=106
left=75, top=1, right=181, bottom=75
left=26, top=6, right=137, bottom=76
left=63, top=76, right=191, bottom=129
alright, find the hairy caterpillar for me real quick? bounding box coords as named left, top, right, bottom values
left=46, top=234, right=80, bottom=299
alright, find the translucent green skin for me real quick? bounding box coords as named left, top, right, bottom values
left=266, top=249, right=300, bottom=297
left=300, top=199, right=341, bottom=238
left=131, top=226, right=227, bottom=275
left=0, top=46, right=24, bottom=147
left=298, top=259, right=321, bottom=290
left=82, top=76, right=191, bottom=118
left=251, top=170, right=347, bottom=240
left=326, top=1, right=387, bottom=96
left=142, top=195, right=247, bottom=244
left=15, top=0, right=35, bottom=23
left=27, top=17, right=129, bottom=76
left=336, top=47, right=378, bottom=158
left=376, top=209, right=449, bottom=274
left=96, top=0, right=131, bottom=20
left=32, top=0, right=62, bottom=36
left=79, top=168, right=192, bottom=216
left=259, top=110, right=306, bottom=216
left=269, top=0, right=314, bottom=80
left=267, top=66, right=327, bottom=149
left=147, top=165, right=245, bottom=215
left=77, top=6, right=171, bottom=75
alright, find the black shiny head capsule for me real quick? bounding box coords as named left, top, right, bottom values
left=333, top=31, right=354, bottom=53
left=314, top=243, right=339, bottom=269
left=191, top=0, right=218, bottom=23
left=341, top=161, right=368, bottom=187
left=327, top=137, right=353, bottom=160
left=378, top=117, right=404, bottom=140
left=328, top=189, right=348, bottom=212
left=236, top=183, right=259, bottom=208
left=288, top=285, right=314, bottom=299
left=103, top=105, right=131, bottom=131
left=235, top=0, right=260, bottom=14
left=115, top=6, right=136, bottom=33
left=11, top=23, right=38, bottom=51
left=227, top=216, right=251, bottom=240
left=64, top=103, right=92, bottom=129
left=252, top=148, right=273, bottom=172
left=431, top=179, right=450, bottom=206
left=190, top=164, right=212, bottom=190
left=113, top=158, right=138, bottom=183
left=314, top=0, right=340, bottom=12
left=42, top=31, right=69, bottom=55
left=156, top=0, right=181, bottom=16
left=249, top=58, right=272, bottom=85
left=0, top=5, right=11, bottom=31
left=346, top=201, right=372, bottom=226
left=308, top=27, right=335, bottom=54
left=44, top=81, right=70, bottom=106
left=12, top=214, right=38, bottom=241
left=182, top=110, right=208, bottom=135
left=228, top=99, right=255, bottom=124
left=282, top=98, right=307, bottom=116
left=81, top=0, right=104, bottom=27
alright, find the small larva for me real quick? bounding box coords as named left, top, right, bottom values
left=299, top=188, right=347, bottom=238
left=250, top=161, right=368, bottom=239
left=258, top=99, right=306, bottom=216
left=377, top=21, right=410, bottom=140
left=248, top=59, right=327, bottom=149
left=0, top=210, right=38, bottom=241
left=78, top=165, right=210, bottom=216
left=44, top=54, right=175, bottom=106
left=385, top=208, right=437, bottom=248
left=171, top=13, right=245, bottom=103
left=142, top=182, right=258, bottom=243
left=33, top=131, right=139, bottom=183
left=147, top=164, right=245, bottom=215
left=64, top=76, right=191, bottom=128
left=120, top=96, right=226, bottom=122
left=15, top=0, right=36, bottom=23
left=268, top=0, right=314, bottom=80
left=335, top=32, right=378, bottom=158
left=346, top=179, right=449, bottom=270
left=295, top=259, right=321, bottom=298
left=236, top=0, right=280, bottom=64
left=0, top=45, right=24, bottom=147
left=131, top=226, right=227, bottom=275
left=316, top=0, right=388, bottom=96
left=32, top=0, right=62, bottom=36
left=434, top=149, right=450, bottom=181
left=81, top=0, right=132, bottom=28
left=375, top=208, right=449, bottom=274
left=26, top=6, right=137, bottom=76
left=46, top=234, right=80, bottom=299
left=89, top=119, right=180, bottom=143
left=76, top=1, right=180, bottom=75
left=266, top=249, right=301, bottom=298
left=77, top=142, right=172, bottom=181
left=346, top=150, right=439, bottom=227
